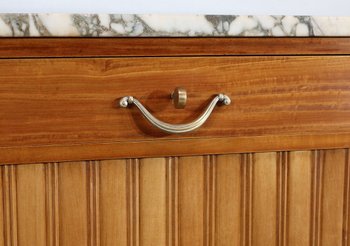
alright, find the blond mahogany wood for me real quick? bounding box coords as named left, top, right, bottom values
left=1, top=133, right=350, bottom=165
left=1, top=38, right=350, bottom=58
left=0, top=149, right=349, bottom=246
left=1, top=56, right=350, bottom=164
left=100, top=160, right=127, bottom=245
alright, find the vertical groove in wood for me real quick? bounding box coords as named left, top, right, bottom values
left=2, top=166, right=9, bottom=246
left=204, top=155, right=216, bottom=246
left=241, top=153, right=253, bottom=246
left=166, top=157, right=179, bottom=246
left=211, top=156, right=216, bottom=246
left=95, top=161, right=100, bottom=246
left=277, top=152, right=289, bottom=246
left=126, top=160, right=131, bottom=246
left=2, top=165, right=18, bottom=246
left=0, top=166, right=4, bottom=246
left=127, top=159, right=140, bottom=246
left=343, top=149, right=350, bottom=246
left=45, top=163, right=59, bottom=246
left=87, top=161, right=100, bottom=246
left=204, top=156, right=209, bottom=246
left=86, top=161, right=92, bottom=246
left=135, top=159, right=140, bottom=246
left=310, top=150, right=324, bottom=246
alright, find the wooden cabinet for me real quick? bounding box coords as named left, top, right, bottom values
left=0, top=38, right=350, bottom=245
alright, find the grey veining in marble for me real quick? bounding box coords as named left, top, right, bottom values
left=0, top=14, right=349, bottom=37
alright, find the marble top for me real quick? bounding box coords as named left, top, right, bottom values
left=0, top=14, right=349, bottom=37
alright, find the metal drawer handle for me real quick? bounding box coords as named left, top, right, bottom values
left=119, top=93, right=231, bottom=134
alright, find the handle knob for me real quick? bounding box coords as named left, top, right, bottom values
left=171, top=87, right=187, bottom=109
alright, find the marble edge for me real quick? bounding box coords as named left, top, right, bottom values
left=0, top=14, right=349, bottom=37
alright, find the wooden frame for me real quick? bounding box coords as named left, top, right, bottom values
left=1, top=37, right=350, bottom=58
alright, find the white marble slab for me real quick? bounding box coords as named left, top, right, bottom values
left=2, top=0, right=350, bottom=16
left=0, top=14, right=349, bottom=37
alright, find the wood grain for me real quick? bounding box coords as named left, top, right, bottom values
left=321, top=149, right=347, bottom=245
left=2, top=166, right=18, bottom=246
left=99, top=160, right=127, bottom=246
left=1, top=38, right=350, bottom=58
left=288, top=151, right=313, bottom=245
left=0, top=149, right=349, bottom=245
left=241, top=153, right=253, bottom=246
left=178, top=156, right=205, bottom=246
left=2, top=133, right=350, bottom=165
left=58, top=162, right=88, bottom=246
left=45, top=163, right=59, bottom=246
left=0, top=167, right=4, bottom=246
left=1, top=56, right=350, bottom=164
left=16, top=164, right=46, bottom=246
left=310, top=150, right=323, bottom=246
left=86, top=161, right=100, bottom=246
left=277, top=152, right=288, bottom=246
left=139, top=158, right=167, bottom=246
left=3, top=37, right=350, bottom=246
left=126, top=159, right=140, bottom=246
left=215, top=154, right=241, bottom=246
left=166, top=157, right=179, bottom=246
left=252, top=152, right=277, bottom=245
left=343, top=150, right=350, bottom=246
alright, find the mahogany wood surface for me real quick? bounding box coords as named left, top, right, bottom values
left=2, top=37, right=350, bottom=246
left=1, top=37, right=350, bottom=245
left=1, top=55, right=350, bottom=164
left=1, top=150, right=349, bottom=245
left=1, top=38, right=350, bottom=58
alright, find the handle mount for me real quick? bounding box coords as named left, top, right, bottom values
left=171, top=87, right=187, bottom=109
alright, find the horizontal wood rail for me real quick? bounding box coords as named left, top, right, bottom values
left=1, top=133, right=350, bottom=165
left=1, top=37, right=350, bottom=58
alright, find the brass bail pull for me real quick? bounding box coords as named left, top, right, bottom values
left=120, top=93, right=231, bottom=134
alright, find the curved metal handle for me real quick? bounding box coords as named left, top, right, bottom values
left=119, top=94, right=231, bottom=134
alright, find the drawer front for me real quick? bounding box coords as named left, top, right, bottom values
left=1, top=56, right=350, bottom=163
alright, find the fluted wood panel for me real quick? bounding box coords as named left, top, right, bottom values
left=1, top=149, right=349, bottom=246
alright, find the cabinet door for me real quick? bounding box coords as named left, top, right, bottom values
left=1, top=149, right=349, bottom=246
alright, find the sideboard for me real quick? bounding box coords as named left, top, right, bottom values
left=0, top=37, right=349, bottom=245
